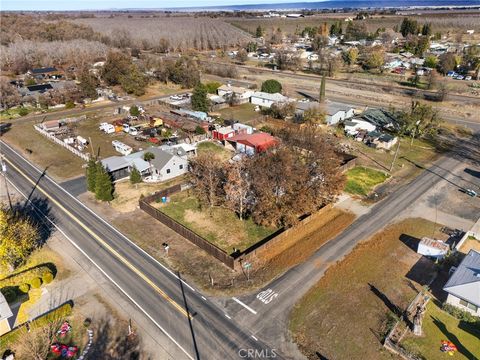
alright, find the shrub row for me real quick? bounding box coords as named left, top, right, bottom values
left=1, top=270, right=55, bottom=303
left=0, top=265, right=55, bottom=288
left=442, top=303, right=480, bottom=328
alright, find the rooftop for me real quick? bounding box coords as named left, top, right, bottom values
left=0, top=292, right=13, bottom=322
left=251, top=91, right=288, bottom=102
left=444, top=249, right=480, bottom=307
left=218, top=84, right=251, bottom=94
left=227, top=132, right=278, bottom=151
left=30, top=67, right=58, bottom=74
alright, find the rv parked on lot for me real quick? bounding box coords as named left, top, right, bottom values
left=112, top=140, right=132, bottom=155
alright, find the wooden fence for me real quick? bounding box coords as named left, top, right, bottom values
left=139, top=184, right=343, bottom=270
left=139, top=185, right=235, bottom=269
left=34, top=125, right=90, bottom=161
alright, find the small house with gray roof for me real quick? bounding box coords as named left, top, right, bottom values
left=443, top=249, right=480, bottom=316
left=102, top=146, right=189, bottom=182
left=0, top=292, right=13, bottom=335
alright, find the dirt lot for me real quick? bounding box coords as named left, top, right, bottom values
left=289, top=218, right=447, bottom=360
left=1, top=121, right=86, bottom=181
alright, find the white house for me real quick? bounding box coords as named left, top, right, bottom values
left=443, top=249, right=480, bottom=316
left=344, top=119, right=376, bottom=136
left=250, top=92, right=289, bottom=108
left=326, top=102, right=355, bottom=125
left=217, top=85, right=253, bottom=102
left=102, top=147, right=189, bottom=182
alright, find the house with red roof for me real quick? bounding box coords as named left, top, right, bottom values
left=225, top=132, right=278, bottom=155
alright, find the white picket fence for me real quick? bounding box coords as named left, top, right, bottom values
left=34, top=125, right=90, bottom=161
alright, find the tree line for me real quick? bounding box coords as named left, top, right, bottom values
left=189, top=127, right=345, bottom=228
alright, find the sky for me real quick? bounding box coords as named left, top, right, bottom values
left=1, top=0, right=320, bottom=11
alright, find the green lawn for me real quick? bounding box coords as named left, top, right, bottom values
left=0, top=302, right=73, bottom=351
left=345, top=166, right=389, bottom=196
left=218, top=103, right=258, bottom=124
left=157, top=191, right=276, bottom=253
left=401, top=301, right=480, bottom=360
left=196, top=141, right=232, bottom=160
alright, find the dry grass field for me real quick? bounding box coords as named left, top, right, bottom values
left=74, top=16, right=253, bottom=50
left=289, top=218, right=445, bottom=360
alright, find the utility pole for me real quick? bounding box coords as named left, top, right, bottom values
left=319, top=74, right=326, bottom=103
left=389, top=140, right=401, bottom=173
left=410, top=120, right=421, bottom=147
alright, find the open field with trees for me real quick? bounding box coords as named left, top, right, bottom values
left=74, top=16, right=253, bottom=51
left=289, top=218, right=445, bottom=360
left=227, top=11, right=480, bottom=40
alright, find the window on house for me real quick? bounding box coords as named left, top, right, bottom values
left=459, top=299, right=468, bottom=307
left=467, top=302, right=478, bottom=312
left=166, top=169, right=171, bottom=174
left=179, top=165, right=184, bottom=170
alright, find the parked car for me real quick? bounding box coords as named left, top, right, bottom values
left=465, top=189, right=478, bottom=197
left=129, top=127, right=139, bottom=136
left=447, top=71, right=457, bottom=77
left=455, top=75, right=464, bottom=80
left=169, top=95, right=183, bottom=101
left=465, top=76, right=472, bottom=81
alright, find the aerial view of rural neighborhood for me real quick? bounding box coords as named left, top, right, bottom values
left=0, top=0, right=479, bottom=359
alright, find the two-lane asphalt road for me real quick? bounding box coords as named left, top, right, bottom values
left=221, top=134, right=480, bottom=352
left=1, top=140, right=280, bottom=360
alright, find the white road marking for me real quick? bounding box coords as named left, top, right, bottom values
left=251, top=335, right=258, bottom=341
left=1, top=141, right=197, bottom=293
left=224, top=314, right=232, bottom=319
left=201, top=296, right=207, bottom=301
left=256, top=289, right=279, bottom=305
left=6, top=177, right=195, bottom=360
left=232, top=297, right=257, bottom=315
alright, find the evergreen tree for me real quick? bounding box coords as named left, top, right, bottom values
left=86, top=159, right=98, bottom=193
left=261, top=79, right=282, bottom=93
left=191, top=83, right=210, bottom=112
left=255, top=26, right=263, bottom=38
left=130, top=105, right=140, bottom=117
left=421, top=23, right=432, bottom=37
left=130, top=166, right=142, bottom=185
left=400, top=18, right=419, bottom=37
left=319, top=74, right=326, bottom=103
left=95, top=164, right=114, bottom=202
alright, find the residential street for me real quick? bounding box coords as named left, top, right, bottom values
left=219, top=134, right=480, bottom=355
left=0, top=140, right=279, bottom=360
